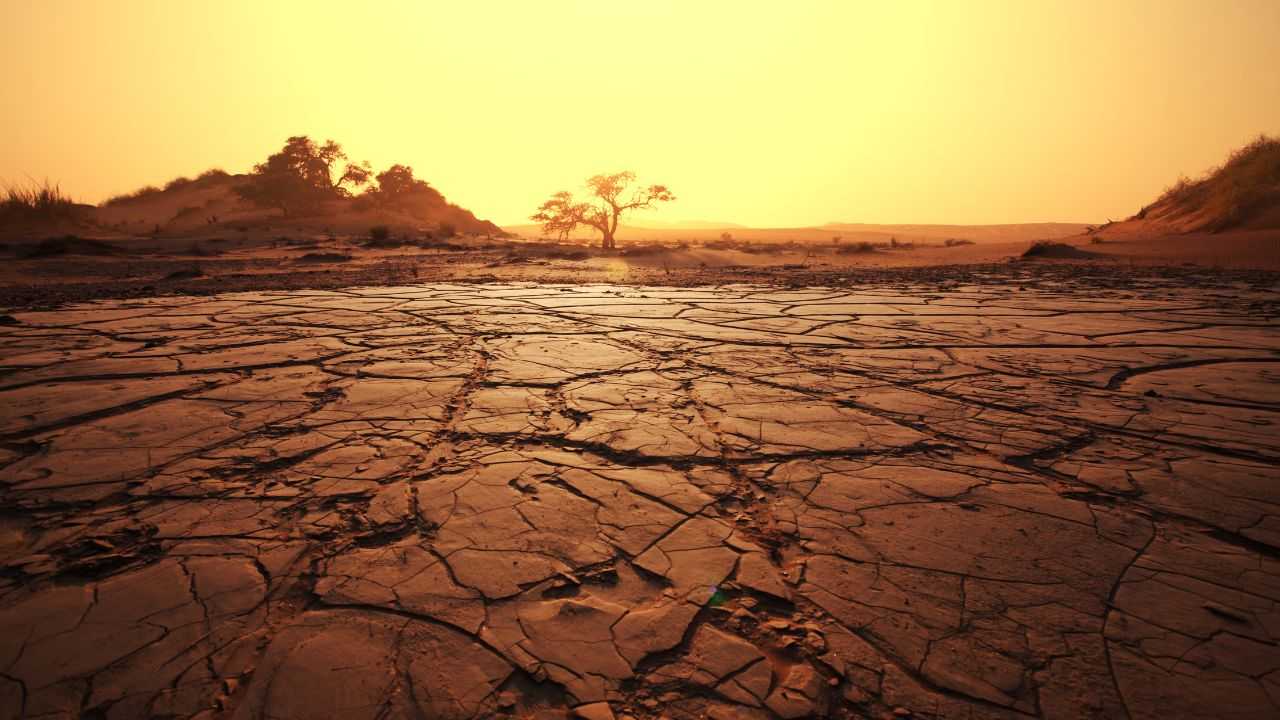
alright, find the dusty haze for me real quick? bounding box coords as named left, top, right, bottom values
left=3, top=1, right=1279, bottom=227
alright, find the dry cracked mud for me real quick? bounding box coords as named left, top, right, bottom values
left=0, top=280, right=1277, bottom=720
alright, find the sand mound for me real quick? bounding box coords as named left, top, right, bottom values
left=1129, top=135, right=1280, bottom=233
left=91, top=170, right=502, bottom=238
left=1021, top=241, right=1101, bottom=260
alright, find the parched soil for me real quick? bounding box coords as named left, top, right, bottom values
left=0, top=280, right=1278, bottom=719
left=2, top=232, right=1278, bottom=309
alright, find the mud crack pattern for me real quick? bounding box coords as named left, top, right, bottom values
left=0, top=281, right=1277, bottom=720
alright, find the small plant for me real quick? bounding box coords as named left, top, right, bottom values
left=1, top=179, right=77, bottom=219
left=369, top=225, right=391, bottom=242
left=103, top=185, right=162, bottom=206
left=836, top=241, right=878, bottom=254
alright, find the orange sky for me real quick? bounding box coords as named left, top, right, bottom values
left=2, top=1, right=1278, bottom=227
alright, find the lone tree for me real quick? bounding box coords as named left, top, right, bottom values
left=235, top=136, right=371, bottom=216
left=531, top=172, right=674, bottom=249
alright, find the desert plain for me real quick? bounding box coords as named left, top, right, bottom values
left=0, top=271, right=1276, bottom=720
left=2, top=6, right=1279, bottom=716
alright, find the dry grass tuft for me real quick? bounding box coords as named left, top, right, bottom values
left=2, top=179, right=77, bottom=219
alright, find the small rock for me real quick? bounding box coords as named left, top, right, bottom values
left=1203, top=602, right=1250, bottom=624
left=765, top=663, right=825, bottom=718
left=573, top=702, right=615, bottom=720
left=844, top=684, right=872, bottom=704
left=893, top=707, right=913, bottom=717
left=804, top=631, right=826, bottom=652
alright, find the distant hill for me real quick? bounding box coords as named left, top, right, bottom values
left=2, top=153, right=502, bottom=241
left=92, top=170, right=501, bottom=237
left=628, top=219, right=748, bottom=230
left=1120, top=135, right=1280, bottom=234
left=819, top=222, right=1091, bottom=243
left=505, top=221, right=1091, bottom=245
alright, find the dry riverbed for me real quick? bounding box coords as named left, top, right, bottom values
left=0, top=280, right=1278, bottom=719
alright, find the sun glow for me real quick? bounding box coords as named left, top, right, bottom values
left=2, top=0, right=1278, bottom=227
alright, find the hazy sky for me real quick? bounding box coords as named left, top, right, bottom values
left=2, top=1, right=1278, bottom=227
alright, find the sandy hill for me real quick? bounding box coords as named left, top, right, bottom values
left=92, top=171, right=501, bottom=238
left=1111, top=135, right=1280, bottom=235
left=2, top=169, right=501, bottom=242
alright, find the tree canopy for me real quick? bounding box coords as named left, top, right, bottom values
left=531, top=172, right=674, bottom=248
left=368, top=164, right=444, bottom=208
left=235, top=136, right=371, bottom=216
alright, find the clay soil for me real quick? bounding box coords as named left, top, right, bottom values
left=0, top=243, right=1278, bottom=720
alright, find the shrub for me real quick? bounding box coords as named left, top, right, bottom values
left=740, top=243, right=786, bottom=255
left=103, top=185, right=162, bottom=206
left=369, top=225, right=391, bottom=242
left=944, top=238, right=974, bottom=247
left=620, top=243, right=668, bottom=257
left=2, top=179, right=77, bottom=219
left=836, top=241, right=878, bottom=254
left=437, top=222, right=457, bottom=238
left=1022, top=241, right=1099, bottom=259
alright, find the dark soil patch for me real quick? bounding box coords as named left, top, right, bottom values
left=18, top=236, right=122, bottom=259
left=1022, top=241, right=1102, bottom=259
left=164, top=267, right=205, bottom=280
left=297, top=252, right=353, bottom=263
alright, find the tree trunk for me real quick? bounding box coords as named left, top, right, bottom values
left=607, top=207, right=620, bottom=249
left=601, top=229, right=615, bottom=249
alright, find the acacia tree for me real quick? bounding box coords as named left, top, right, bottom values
left=531, top=172, right=674, bottom=249
left=369, top=164, right=441, bottom=204
left=235, top=136, right=371, bottom=216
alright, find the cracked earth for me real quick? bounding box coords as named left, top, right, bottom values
left=0, top=281, right=1277, bottom=720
